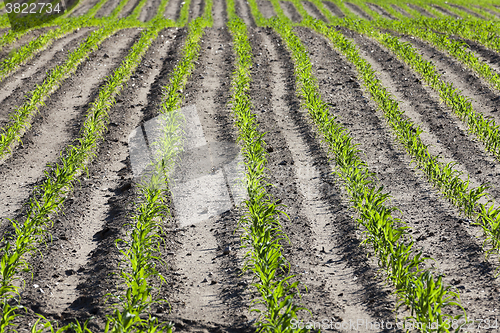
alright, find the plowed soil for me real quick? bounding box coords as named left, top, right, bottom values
left=3, top=0, right=500, bottom=331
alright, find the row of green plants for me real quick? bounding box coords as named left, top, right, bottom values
left=316, top=1, right=500, bottom=167
left=342, top=18, right=500, bottom=266
left=373, top=20, right=500, bottom=157
left=226, top=1, right=311, bottom=331
left=0, top=0, right=185, bottom=84
left=0, top=0, right=107, bottom=53
left=0, top=0, right=205, bottom=329
left=31, top=1, right=213, bottom=330
left=104, top=0, right=214, bottom=325
left=253, top=0, right=467, bottom=331
left=372, top=0, right=495, bottom=21
left=0, top=22, right=125, bottom=164
left=0, top=15, right=167, bottom=333
left=299, top=0, right=500, bottom=267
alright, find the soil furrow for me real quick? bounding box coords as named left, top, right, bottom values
left=138, top=0, right=162, bottom=21
left=460, top=38, right=500, bottom=75
left=344, top=2, right=371, bottom=20
left=118, top=0, right=143, bottom=18
left=69, top=0, right=104, bottom=17
left=16, top=27, right=182, bottom=330
left=280, top=1, right=302, bottom=22
left=394, top=34, right=500, bottom=175
left=351, top=31, right=500, bottom=203
left=189, top=0, right=205, bottom=21
left=0, top=28, right=94, bottom=124
left=255, top=26, right=397, bottom=328
left=163, top=0, right=184, bottom=21
left=322, top=1, right=344, bottom=18
left=159, top=25, right=254, bottom=330
left=398, top=34, right=500, bottom=123
left=0, top=29, right=140, bottom=234
left=255, top=0, right=276, bottom=19
left=213, top=0, right=226, bottom=28
left=333, top=26, right=500, bottom=321
left=234, top=0, right=254, bottom=26
left=389, top=4, right=411, bottom=18
left=406, top=3, right=434, bottom=18
left=301, top=1, right=327, bottom=22
left=94, top=0, right=121, bottom=18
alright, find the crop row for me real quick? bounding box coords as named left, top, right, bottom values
left=0, top=1, right=202, bottom=331
left=0, top=0, right=106, bottom=52
left=37, top=0, right=210, bottom=329
left=226, top=1, right=311, bottom=331
left=251, top=0, right=469, bottom=330
left=0, top=23, right=124, bottom=164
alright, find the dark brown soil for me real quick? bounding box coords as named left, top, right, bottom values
left=322, top=1, right=345, bottom=18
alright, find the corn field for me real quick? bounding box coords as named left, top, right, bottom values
left=1, top=0, right=500, bottom=331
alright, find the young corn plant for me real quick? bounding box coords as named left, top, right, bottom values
left=226, top=7, right=311, bottom=331
left=105, top=1, right=213, bottom=328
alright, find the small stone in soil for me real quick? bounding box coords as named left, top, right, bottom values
left=211, top=280, right=217, bottom=285
left=223, top=246, right=231, bottom=255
